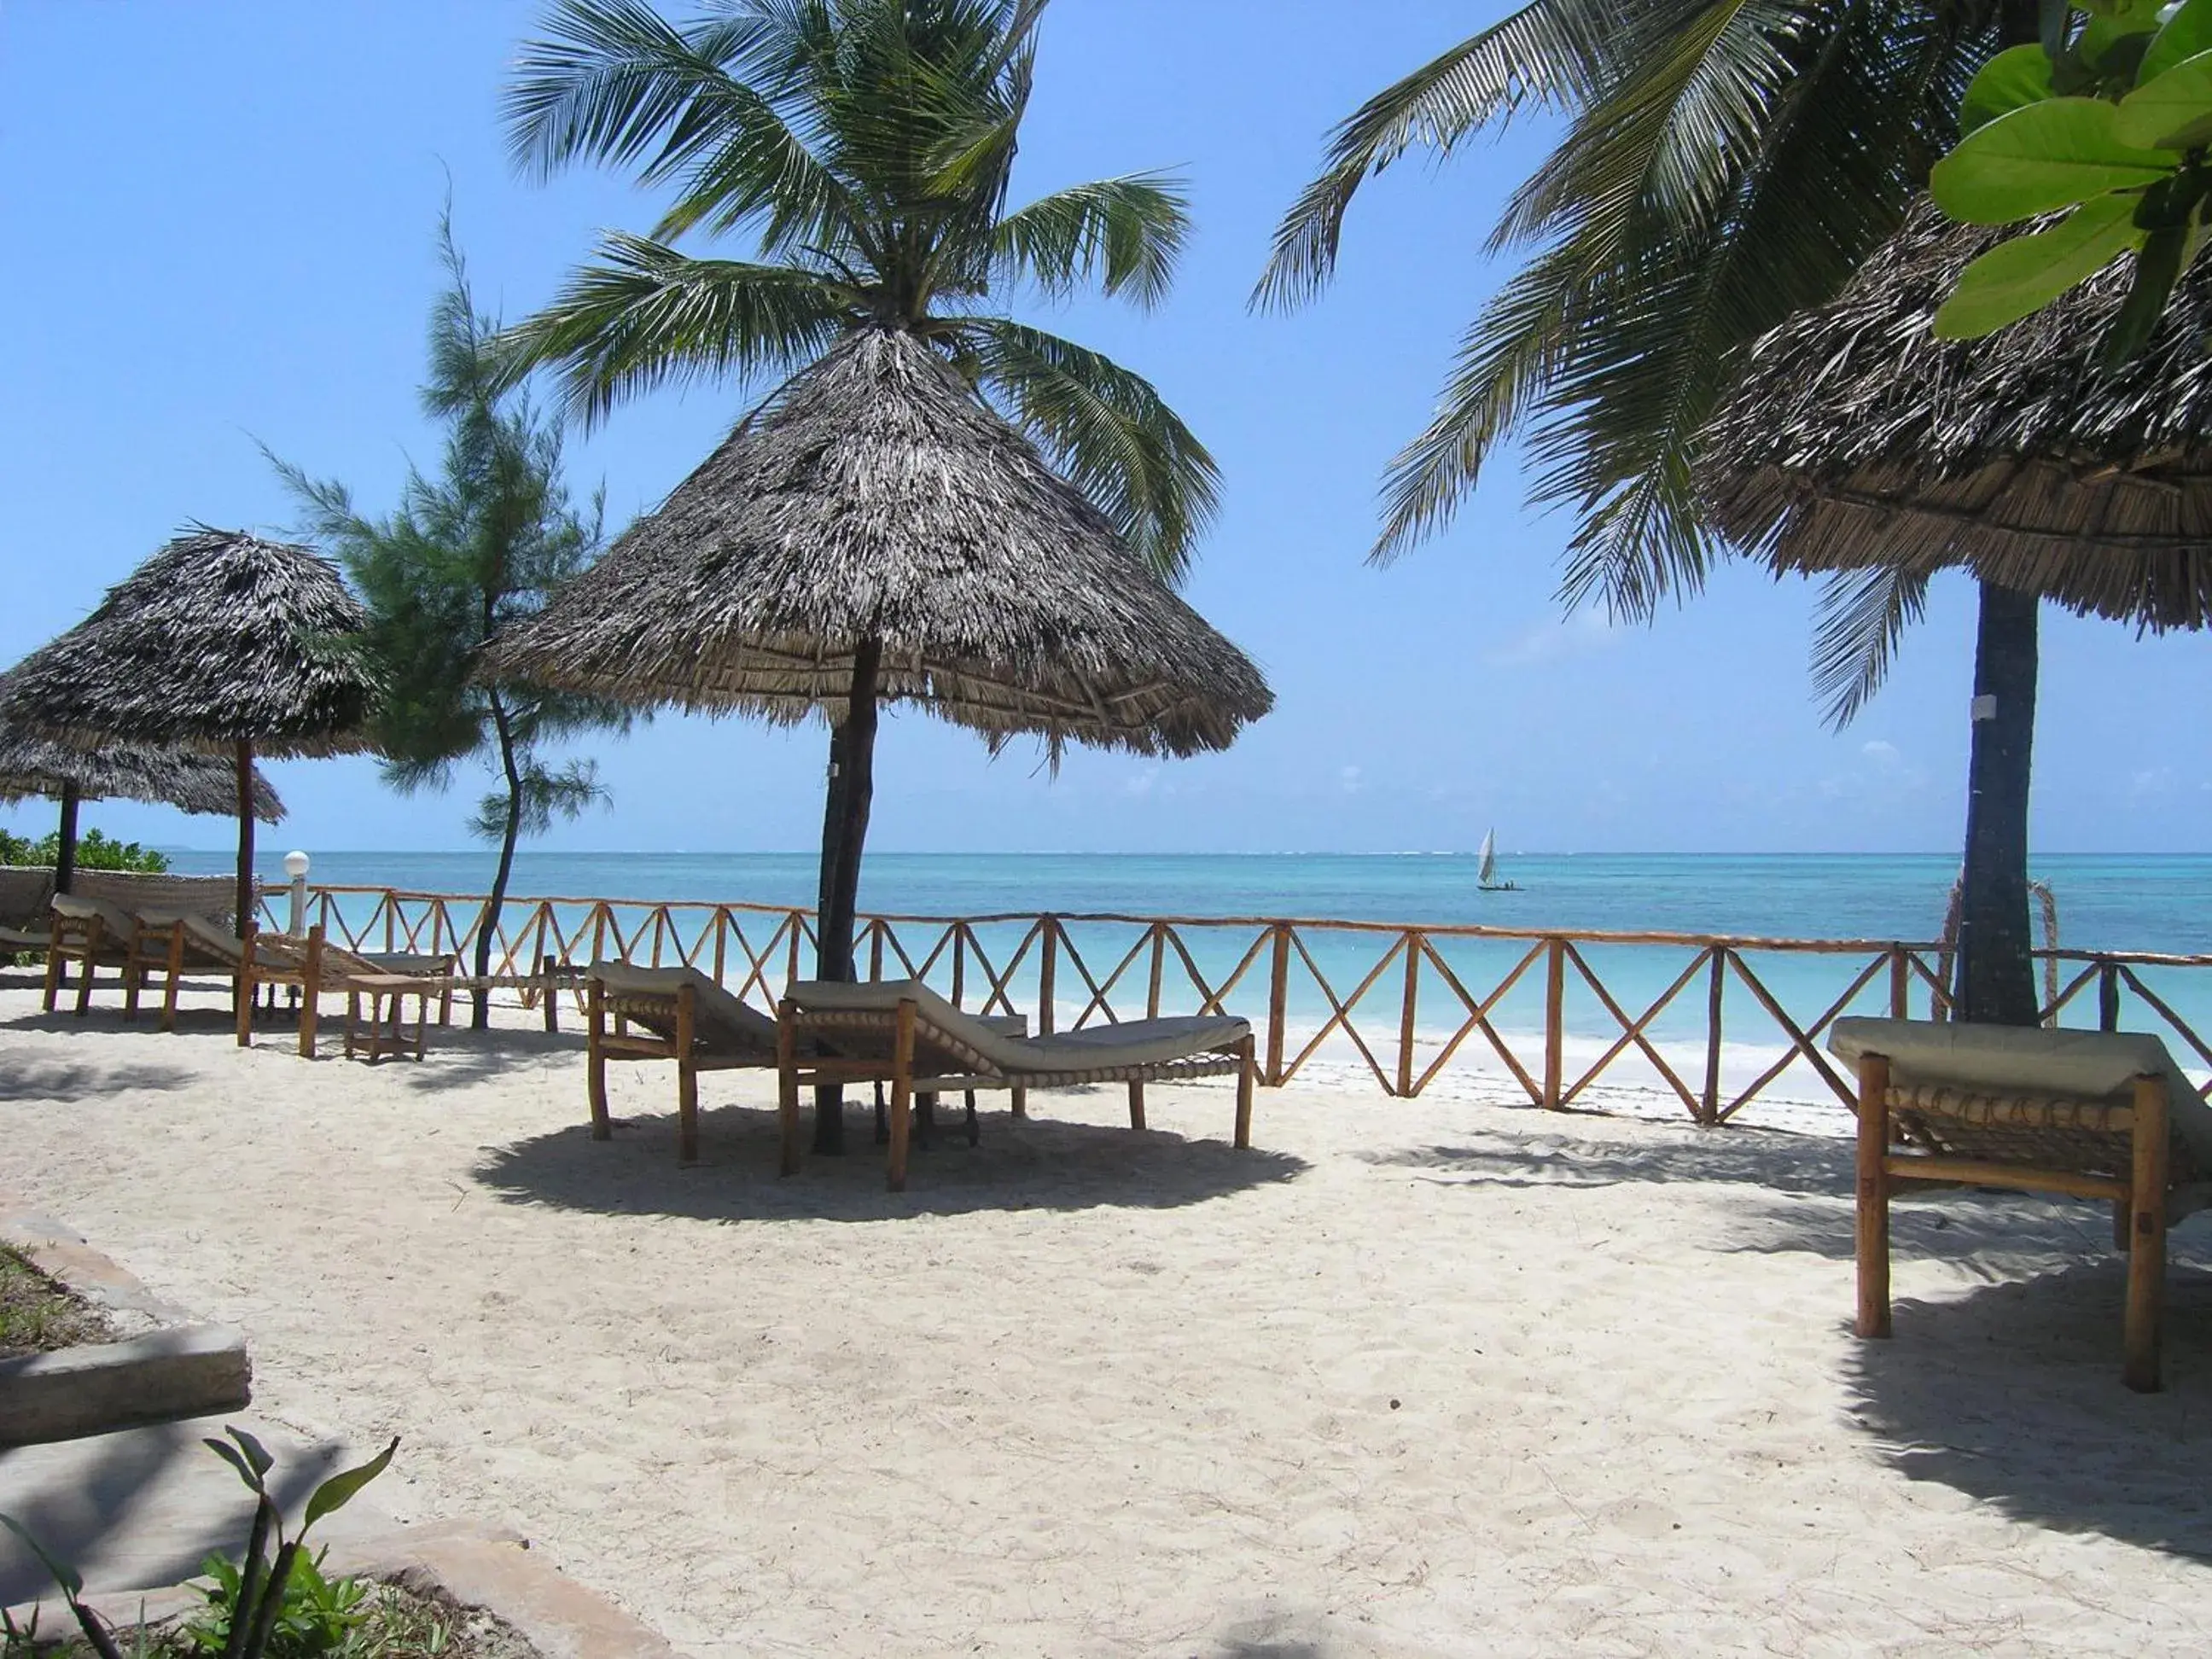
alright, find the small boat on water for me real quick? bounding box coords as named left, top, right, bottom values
left=1477, top=829, right=1518, bottom=892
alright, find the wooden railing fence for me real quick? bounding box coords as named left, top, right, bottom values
left=263, top=885, right=2212, bottom=1126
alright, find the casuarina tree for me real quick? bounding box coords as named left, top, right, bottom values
left=277, top=221, right=630, bottom=1028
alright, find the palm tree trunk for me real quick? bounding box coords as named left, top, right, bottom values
left=1952, top=580, right=2040, bottom=1025
left=53, top=781, right=80, bottom=897
left=479, top=690, right=523, bottom=1033
left=811, top=638, right=883, bottom=1155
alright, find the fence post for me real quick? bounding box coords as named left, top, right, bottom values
left=1396, top=931, right=1421, bottom=1097
left=1542, top=937, right=1566, bottom=1109
left=1147, top=923, right=1166, bottom=1020
left=1038, top=917, right=1058, bottom=1035
left=1266, top=924, right=1291, bottom=1086
left=1889, top=945, right=1909, bottom=1019
left=541, top=953, right=560, bottom=1033
left=2100, top=960, right=2122, bottom=1032
left=787, top=911, right=803, bottom=988
left=1702, top=946, right=1725, bottom=1125
left=952, top=924, right=967, bottom=1007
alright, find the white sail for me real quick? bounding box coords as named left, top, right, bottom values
left=1477, top=830, right=1497, bottom=887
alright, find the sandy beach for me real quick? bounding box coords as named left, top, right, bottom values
left=3, top=974, right=2209, bottom=1657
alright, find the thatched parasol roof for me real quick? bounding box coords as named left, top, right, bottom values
left=0, top=728, right=283, bottom=822
left=0, top=527, right=376, bottom=757
left=1699, top=202, right=2212, bottom=628
left=483, top=328, right=1272, bottom=755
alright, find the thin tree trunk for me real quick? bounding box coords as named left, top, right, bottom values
left=1953, top=581, right=2040, bottom=1025
left=234, top=739, right=256, bottom=940
left=811, top=639, right=884, bottom=1155
left=480, top=689, right=523, bottom=1033
left=53, top=781, right=80, bottom=896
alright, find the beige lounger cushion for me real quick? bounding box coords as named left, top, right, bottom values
left=139, top=909, right=295, bottom=969
left=588, top=961, right=779, bottom=1051
left=1830, top=1017, right=2212, bottom=1171
left=0, top=925, right=49, bottom=951
left=50, top=894, right=140, bottom=938
left=789, top=978, right=1249, bottom=1074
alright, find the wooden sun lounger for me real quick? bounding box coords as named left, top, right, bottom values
left=585, top=963, right=784, bottom=1163
left=120, top=911, right=454, bottom=1053
left=1831, top=1017, right=2212, bottom=1393
left=0, top=923, right=49, bottom=956
left=44, top=894, right=148, bottom=1016
left=778, top=978, right=1256, bottom=1192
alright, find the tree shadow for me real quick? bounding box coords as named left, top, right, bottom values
left=371, top=1024, right=587, bottom=1092
left=476, top=1101, right=1308, bottom=1222
left=0, top=1057, right=195, bottom=1102
left=1842, top=1263, right=2212, bottom=1561
left=1362, top=1122, right=1855, bottom=1197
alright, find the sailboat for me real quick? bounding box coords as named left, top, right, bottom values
left=1477, top=829, right=1518, bottom=892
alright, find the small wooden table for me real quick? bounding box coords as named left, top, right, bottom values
left=344, top=974, right=438, bottom=1063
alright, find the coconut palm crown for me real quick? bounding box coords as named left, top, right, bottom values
left=499, top=0, right=1214, bottom=580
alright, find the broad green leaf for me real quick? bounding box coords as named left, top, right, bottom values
left=2081, top=0, right=2166, bottom=27
left=225, top=1427, right=275, bottom=1481
left=1961, top=46, right=2056, bottom=134
left=2102, top=223, right=2191, bottom=363
left=2115, top=49, right=2212, bottom=146
left=300, top=1437, right=399, bottom=1533
left=1932, top=99, right=2177, bottom=224
left=203, top=1437, right=265, bottom=1495
left=0, top=1515, right=82, bottom=1598
left=2143, top=0, right=2212, bottom=82
left=1934, top=196, right=2145, bottom=337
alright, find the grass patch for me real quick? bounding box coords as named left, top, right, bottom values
left=0, top=1244, right=114, bottom=1358
left=6, top=1578, right=539, bottom=1659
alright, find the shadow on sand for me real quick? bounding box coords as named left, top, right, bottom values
left=1843, top=1263, right=2212, bottom=1561
left=1361, top=1121, right=1855, bottom=1196
left=477, top=1097, right=1308, bottom=1222
left=0, top=1056, right=196, bottom=1102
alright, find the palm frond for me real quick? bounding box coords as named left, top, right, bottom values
left=992, top=175, right=1190, bottom=307
left=952, top=316, right=1220, bottom=585
left=1253, top=0, right=1674, bottom=311
left=1809, top=564, right=1930, bottom=729
left=492, top=235, right=854, bottom=422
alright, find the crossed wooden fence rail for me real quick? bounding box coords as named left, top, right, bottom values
left=268, top=885, right=2212, bottom=1125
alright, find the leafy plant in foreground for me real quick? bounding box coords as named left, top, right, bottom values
left=0, top=1428, right=397, bottom=1659
left=1935, top=0, right=2212, bottom=358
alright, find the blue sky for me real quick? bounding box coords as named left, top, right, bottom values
left=3, top=1, right=2207, bottom=858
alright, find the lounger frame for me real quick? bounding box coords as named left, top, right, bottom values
left=585, top=977, right=779, bottom=1163
left=1851, top=1050, right=2211, bottom=1392
left=777, top=995, right=1257, bottom=1192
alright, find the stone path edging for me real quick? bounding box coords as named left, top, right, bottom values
left=0, top=1212, right=250, bottom=1444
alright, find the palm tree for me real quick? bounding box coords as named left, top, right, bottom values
left=498, top=0, right=1214, bottom=579
left=1258, top=1, right=2058, bottom=1024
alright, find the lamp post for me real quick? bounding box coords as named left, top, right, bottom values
left=284, top=849, right=311, bottom=939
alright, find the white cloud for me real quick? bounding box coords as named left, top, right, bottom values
left=1860, top=740, right=1901, bottom=767
left=1124, top=768, right=1159, bottom=797
left=1339, top=765, right=1365, bottom=795
left=1483, top=610, right=1620, bottom=668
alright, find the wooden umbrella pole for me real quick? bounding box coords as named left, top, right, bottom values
left=235, top=738, right=256, bottom=940
left=811, top=638, right=883, bottom=1156
left=53, top=780, right=80, bottom=897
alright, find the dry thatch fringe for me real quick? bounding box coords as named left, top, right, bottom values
left=484, top=329, right=1272, bottom=757
left=1699, top=201, right=2212, bottom=630
left=0, top=726, right=283, bottom=820
left=0, top=527, right=376, bottom=757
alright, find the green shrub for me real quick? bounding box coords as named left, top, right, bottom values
left=0, top=828, right=170, bottom=872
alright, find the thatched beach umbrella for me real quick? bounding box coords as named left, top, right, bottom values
left=1700, top=202, right=2212, bottom=1020
left=486, top=327, right=1272, bottom=1146
left=0, top=726, right=283, bottom=895
left=0, top=527, right=375, bottom=934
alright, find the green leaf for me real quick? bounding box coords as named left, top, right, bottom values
left=1933, top=195, right=2145, bottom=337
left=2102, top=223, right=2190, bottom=363
left=1961, top=46, right=2057, bottom=134
left=300, top=1437, right=399, bottom=1534
left=0, top=1515, right=82, bottom=1598
left=2143, top=0, right=2212, bottom=82
left=1932, top=98, right=2177, bottom=224
left=2115, top=49, right=2212, bottom=147
left=225, top=1428, right=276, bottom=1481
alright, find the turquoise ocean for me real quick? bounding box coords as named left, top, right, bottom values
left=163, top=850, right=2212, bottom=1055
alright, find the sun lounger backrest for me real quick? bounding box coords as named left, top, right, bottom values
left=787, top=978, right=1033, bottom=1072
left=138, top=908, right=247, bottom=963
left=50, top=894, right=140, bottom=939
left=1831, top=1017, right=2212, bottom=1171
left=588, top=962, right=778, bottom=1051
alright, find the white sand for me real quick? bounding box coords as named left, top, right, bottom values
left=3, top=975, right=2210, bottom=1656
